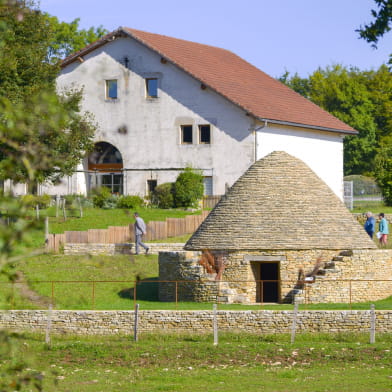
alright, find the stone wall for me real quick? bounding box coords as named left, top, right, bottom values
left=159, top=249, right=392, bottom=304
left=1, top=310, right=391, bottom=335
left=64, top=243, right=185, bottom=255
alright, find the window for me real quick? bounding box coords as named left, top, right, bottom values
left=147, top=179, right=157, bottom=194
left=181, top=125, right=193, bottom=144
left=146, top=78, right=158, bottom=98
left=106, top=80, right=118, bottom=100
left=203, top=177, right=213, bottom=195
left=199, top=125, right=211, bottom=144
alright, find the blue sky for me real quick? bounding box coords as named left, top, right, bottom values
left=39, top=0, right=392, bottom=78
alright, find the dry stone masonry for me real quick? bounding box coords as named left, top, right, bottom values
left=1, top=309, right=391, bottom=335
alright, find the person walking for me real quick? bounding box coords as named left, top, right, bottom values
left=134, top=212, right=149, bottom=255
left=378, top=213, right=389, bottom=247
left=364, top=211, right=376, bottom=239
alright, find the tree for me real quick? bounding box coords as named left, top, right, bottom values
left=0, top=2, right=103, bottom=389
left=280, top=65, right=379, bottom=175
left=0, top=0, right=96, bottom=188
left=357, top=0, right=392, bottom=65
left=173, top=167, right=204, bottom=208
left=374, top=136, right=392, bottom=205
left=45, top=14, right=108, bottom=60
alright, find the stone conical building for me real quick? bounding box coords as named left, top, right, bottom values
left=185, top=151, right=376, bottom=251
left=159, top=152, right=391, bottom=304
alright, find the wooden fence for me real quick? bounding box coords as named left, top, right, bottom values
left=202, top=195, right=222, bottom=209
left=47, top=211, right=210, bottom=253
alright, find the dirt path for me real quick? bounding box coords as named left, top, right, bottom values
left=14, top=271, right=52, bottom=308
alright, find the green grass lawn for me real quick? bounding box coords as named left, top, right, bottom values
left=2, top=253, right=392, bottom=311
left=1, top=332, right=392, bottom=392
left=352, top=200, right=392, bottom=214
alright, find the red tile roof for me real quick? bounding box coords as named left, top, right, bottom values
left=62, top=27, right=356, bottom=134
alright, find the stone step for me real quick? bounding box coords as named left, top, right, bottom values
left=324, top=261, right=335, bottom=269
left=318, top=268, right=340, bottom=275
left=339, top=250, right=353, bottom=257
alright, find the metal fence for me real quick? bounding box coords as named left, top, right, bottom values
left=2, top=279, right=392, bottom=311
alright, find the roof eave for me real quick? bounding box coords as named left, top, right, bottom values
left=256, top=117, right=357, bottom=135
left=61, top=28, right=126, bottom=68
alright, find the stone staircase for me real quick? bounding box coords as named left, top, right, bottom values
left=293, top=250, right=353, bottom=303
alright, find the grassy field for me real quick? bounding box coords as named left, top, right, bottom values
left=1, top=332, right=392, bottom=392
left=1, top=253, right=392, bottom=311
left=352, top=200, right=392, bottom=214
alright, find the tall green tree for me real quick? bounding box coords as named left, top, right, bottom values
left=0, top=1, right=104, bottom=389
left=45, top=15, right=108, bottom=60
left=281, top=65, right=379, bottom=175
left=357, top=0, right=392, bottom=66
left=0, top=0, right=97, bottom=187
left=280, top=64, right=392, bottom=204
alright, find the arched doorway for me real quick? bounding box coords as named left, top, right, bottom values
left=88, top=142, right=124, bottom=194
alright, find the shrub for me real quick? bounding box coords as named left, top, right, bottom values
left=91, top=187, right=118, bottom=209
left=152, top=182, right=174, bottom=209
left=173, top=167, right=204, bottom=208
left=20, top=194, right=51, bottom=209
left=117, top=195, right=144, bottom=209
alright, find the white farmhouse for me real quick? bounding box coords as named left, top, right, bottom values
left=10, top=27, right=356, bottom=198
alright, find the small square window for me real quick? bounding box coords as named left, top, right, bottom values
left=146, top=78, right=158, bottom=98
left=199, top=125, right=211, bottom=144
left=181, top=125, right=193, bottom=144
left=106, top=80, right=118, bottom=99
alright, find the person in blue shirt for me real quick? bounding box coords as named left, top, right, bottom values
left=363, top=212, right=376, bottom=239
left=378, top=213, right=389, bottom=247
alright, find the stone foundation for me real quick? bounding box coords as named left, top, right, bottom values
left=159, top=249, right=392, bottom=304
left=1, top=310, right=391, bottom=335
left=64, top=243, right=185, bottom=255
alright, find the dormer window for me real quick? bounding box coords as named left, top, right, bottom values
left=146, top=78, right=158, bottom=98
left=105, top=79, right=118, bottom=100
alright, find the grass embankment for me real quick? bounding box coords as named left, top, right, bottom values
left=1, top=332, right=392, bottom=391
left=352, top=200, right=392, bottom=214
left=2, top=253, right=392, bottom=311
left=25, top=207, right=198, bottom=249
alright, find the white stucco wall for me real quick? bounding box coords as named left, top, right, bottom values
left=57, top=36, right=255, bottom=196
left=256, top=124, right=344, bottom=199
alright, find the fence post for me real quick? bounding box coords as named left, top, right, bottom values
left=45, top=217, right=49, bottom=247
left=134, top=303, right=139, bottom=342
left=78, top=197, right=83, bottom=218
left=92, top=282, right=95, bottom=310
left=56, top=195, right=59, bottom=218
left=175, top=281, right=178, bottom=310
left=213, top=303, right=218, bottom=346
left=62, top=198, right=67, bottom=221
left=370, top=304, right=376, bottom=344
left=36, top=204, right=39, bottom=220
left=291, top=301, right=299, bottom=344
left=45, top=303, right=53, bottom=346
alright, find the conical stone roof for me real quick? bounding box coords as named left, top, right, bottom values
left=185, top=151, right=377, bottom=250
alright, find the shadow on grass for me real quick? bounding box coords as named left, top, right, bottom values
left=118, top=278, right=159, bottom=302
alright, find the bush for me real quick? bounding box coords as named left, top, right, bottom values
left=152, top=182, right=174, bottom=209
left=63, top=194, right=93, bottom=208
left=20, top=194, right=51, bottom=209
left=91, top=187, right=118, bottom=209
left=117, top=195, right=144, bottom=209
left=173, top=167, right=204, bottom=208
